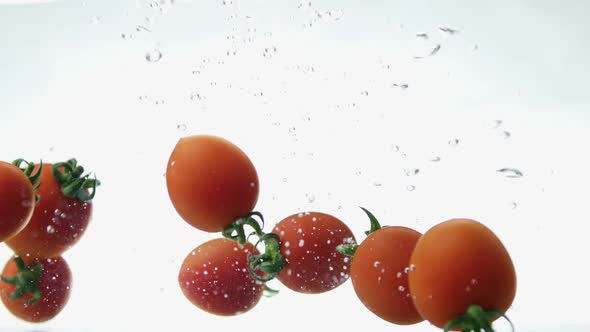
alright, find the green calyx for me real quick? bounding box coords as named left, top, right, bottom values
left=443, top=304, right=514, bottom=332
left=12, top=159, right=43, bottom=203
left=336, top=207, right=382, bottom=257
left=222, top=212, right=286, bottom=283
left=0, top=256, right=44, bottom=304
left=52, top=159, right=100, bottom=201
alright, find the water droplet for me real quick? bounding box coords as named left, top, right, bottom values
left=448, top=138, right=459, bottom=146
left=90, top=16, right=101, bottom=24
left=46, top=225, right=55, bottom=234
left=145, top=49, right=162, bottom=62
left=497, top=168, right=524, bottom=178
left=176, top=124, right=187, bottom=131
left=406, top=185, right=415, bottom=192
left=438, top=26, right=460, bottom=35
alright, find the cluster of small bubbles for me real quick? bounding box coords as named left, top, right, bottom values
left=154, top=99, right=165, bottom=105
left=360, top=90, right=369, bottom=96
left=190, top=92, right=204, bottom=101
left=253, top=91, right=264, bottom=97
left=226, top=50, right=237, bottom=56
left=262, top=46, right=278, bottom=58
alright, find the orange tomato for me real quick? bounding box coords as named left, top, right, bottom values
left=0, top=161, right=37, bottom=242
left=166, top=135, right=259, bottom=232
left=351, top=226, right=423, bottom=325
left=408, top=218, right=516, bottom=329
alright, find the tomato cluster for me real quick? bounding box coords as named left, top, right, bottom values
left=0, top=158, right=99, bottom=323
left=166, top=134, right=517, bottom=332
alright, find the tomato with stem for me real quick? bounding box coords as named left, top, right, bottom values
left=178, top=238, right=265, bottom=316
left=339, top=207, right=423, bottom=325
left=5, top=159, right=99, bottom=258
left=0, top=159, right=42, bottom=242
left=0, top=255, right=72, bottom=323
left=408, top=218, right=516, bottom=331
left=166, top=135, right=259, bottom=233
left=271, top=211, right=356, bottom=294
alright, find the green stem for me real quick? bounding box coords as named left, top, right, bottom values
left=336, top=244, right=358, bottom=257
left=443, top=304, right=514, bottom=332
left=52, top=159, right=100, bottom=201
left=360, top=206, right=382, bottom=235
left=0, top=256, right=44, bottom=304
left=12, top=159, right=43, bottom=202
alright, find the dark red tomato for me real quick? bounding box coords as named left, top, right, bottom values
left=166, top=135, right=259, bottom=233
left=408, top=218, right=517, bottom=329
left=351, top=226, right=423, bottom=325
left=178, top=238, right=264, bottom=316
left=0, top=255, right=72, bottom=323
left=5, top=162, right=95, bottom=258
left=272, top=212, right=356, bottom=294
left=0, top=161, right=36, bottom=242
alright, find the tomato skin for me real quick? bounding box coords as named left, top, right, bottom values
left=0, top=255, right=72, bottom=323
left=178, top=238, right=264, bottom=316
left=351, top=226, right=423, bottom=325
left=273, top=212, right=356, bottom=294
left=5, top=164, right=92, bottom=259
left=166, top=135, right=259, bottom=233
left=0, top=161, right=35, bottom=242
left=408, top=219, right=516, bottom=329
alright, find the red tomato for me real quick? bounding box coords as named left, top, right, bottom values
left=178, top=238, right=264, bottom=316
left=408, top=218, right=516, bottom=329
left=0, top=255, right=72, bottom=323
left=5, top=160, right=97, bottom=258
left=0, top=161, right=37, bottom=242
left=351, top=225, right=423, bottom=325
left=272, top=212, right=356, bottom=294
left=166, top=135, right=259, bottom=233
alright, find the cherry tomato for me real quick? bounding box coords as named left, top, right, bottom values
left=351, top=225, right=423, bottom=325
left=408, top=218, right=516, bottom=329
left=0, top=161, right=38, bottom=242
left=5, top=160, right=98, bottom=258
left=178, top=238, right=264, bottom=316
left=166, top=135, right=259, bottom=233
left=272, top=212, right=356, bottom=294
left=0, top=255, right=72, bottom=323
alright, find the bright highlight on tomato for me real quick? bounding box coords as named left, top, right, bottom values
left=166, top=135, right=259, bottom=233
left=408, top=218, right=516, bottom=331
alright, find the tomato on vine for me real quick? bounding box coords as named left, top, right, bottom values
left=5, top=159, right=99, bottom=258
left=0, top=255, right=72, bottom=322
left=408, top=218, right=516, bottom=331
left=0, top=159, right=42, bottom=242
left=166, top=135, right=259, bottom=233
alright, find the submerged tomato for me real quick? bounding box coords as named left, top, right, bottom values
left=0, top=161, right=37, bottom=242
left=166, top=135, right=259, bottom=233
left=5, top=161, right=96, bottom=258
left=408, top=218, right=516, bottom=329
left=351, top=225, right=423, bottom=325
left=0, top=255, right=72, bottom=323
left=178, top=238, right=264, bottom=316
left=272, top=212, right=356, bottom=294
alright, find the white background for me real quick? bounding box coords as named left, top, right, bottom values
left=1, top=0, right=589, bottom=331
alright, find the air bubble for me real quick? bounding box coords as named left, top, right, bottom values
left=145, top=49, right=162, bottom=62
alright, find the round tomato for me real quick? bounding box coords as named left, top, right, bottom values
left=178, top=238, right=264, bottom=316
left=5, top=159, right=98, bottom=258
left=272, top=212, right=356, bottom=294
left=0, top=255, right=72, bottom=323
left=166, top=135, right=259, bottom=233
left=351, top=225, right=423, bottom=325
left=408, top=218, right=516, bottom=330
left=0, top=160, right=40, bottom=242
